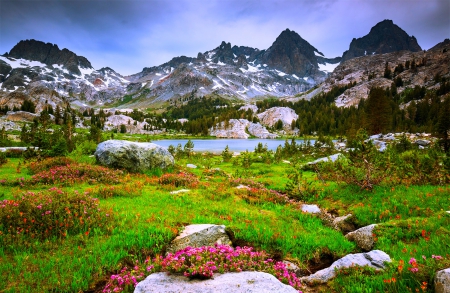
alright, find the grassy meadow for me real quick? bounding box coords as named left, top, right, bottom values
left=0, top=138, right=449, bottom=293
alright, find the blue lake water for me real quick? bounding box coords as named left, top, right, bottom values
left=152, top=139, right=317, bottom=152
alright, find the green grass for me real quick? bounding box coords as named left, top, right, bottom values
left=0, top=151, right=449, bottom=292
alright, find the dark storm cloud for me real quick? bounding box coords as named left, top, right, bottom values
left=0, top=0, right=448, bottom=75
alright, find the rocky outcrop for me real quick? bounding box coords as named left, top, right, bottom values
left=435, top=268, right=450, bottom=293
left=134, top=271, right=298, bottom=293
left=166, top=224, right=232, bottom=254
left=4, top=111, right=38, bottom=122
left=239, top=104, right=258, bottom=113
left=210, top=119, right=277, bottom=139
left=345, top=224, right=378, bottom=251
left=301, top=250, right=391, bottom=284
left=247, top=123, right=278, bottom=139
left=211, top=119, right=250, bottom=139
left=94, top=140, right=174, bottom=172
left=341, top=20, right=422, bottom=62
left=257, top=107, right=298, bottom=128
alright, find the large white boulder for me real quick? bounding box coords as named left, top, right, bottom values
left=95, top=140, right=174, bottom=172
left=301, top=250, right=391, bottom=284
left=134, top=271, right=298, bottom=293
left=166, top=224, right=232, bottom=254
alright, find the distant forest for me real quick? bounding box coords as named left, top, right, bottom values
left=158, top=78, right=450, bottom=140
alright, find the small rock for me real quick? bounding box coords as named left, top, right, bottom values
left=283, top=261, right=300, bottom=273
left=372, top=140, right=387, bottom=152
left=301, top=204, right=321, bottom=214
left=282, top=160, right=291, bottom=164
left=435, top=268, right=450, bottom=293
left=301, top=250, right=391, bottom=284
left=187, top=163, right=197, bottom=169
left=236, top=184, right=250, bottom=190
left=166, top=224, right=232, bottom=254
left=345, top=224, right=377, bottom=251
left=333, top=214, right=356, bottom=233
left=415, top=139, right=430, bottom=146
left=169, top=189, right=190, bottom=194
left=134, top=271, right=299, bottom=293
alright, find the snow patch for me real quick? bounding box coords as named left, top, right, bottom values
left=276, top=70, right=286, bottom=77
left=212, top=80, right=223, bottom=89
left=318, top=62, right=340, bottom=73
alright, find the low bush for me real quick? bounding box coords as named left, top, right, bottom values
left=158, top=172, right=199, bottom=188
left=0, top=188, right=114, bottom=247
left=27, top=157, right=76, bottom=174
left=85, top=181, right=144, bottom=199
left=30, top=163, right=124, bottom=186
left=102, top=245, right=303, bottom=293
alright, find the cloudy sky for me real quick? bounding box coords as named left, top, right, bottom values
left=1, top=0, right=448, bottom=75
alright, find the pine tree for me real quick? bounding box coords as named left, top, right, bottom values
left=366, top=87, right=391, bottom=134
left=184, top=140, right=194, bottom=158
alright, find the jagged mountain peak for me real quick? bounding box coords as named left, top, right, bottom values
left=5, top=39, right=93, bottom=75
left=259, top=28, right=322, bottom=77
left=341, top=19, right=422, bottom=62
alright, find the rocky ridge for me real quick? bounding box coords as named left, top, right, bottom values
left=322, top=38, right=450, bottom=107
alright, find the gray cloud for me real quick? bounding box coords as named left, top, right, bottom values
left=1, top=0, right=448, bottom=75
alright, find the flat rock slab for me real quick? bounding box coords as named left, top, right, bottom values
left=301, top=250, right=391, bottom=284
left=134, top=272, right=298, bottom=293
left=186, top=164, right=197, bottom=169
left=166, top=224, right=232, bottom=254
left=95, top=140, right=174, bottom=173
left=345, top=224, right=377, bottom=251
left=435, top=268, right=450, bottom=293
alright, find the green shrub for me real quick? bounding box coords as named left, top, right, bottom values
left=0, top=152, right=7, bottom=166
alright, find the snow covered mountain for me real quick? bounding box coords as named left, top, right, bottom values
left=0, top=20, right=427, bottom=111
left=123, top=29, right=341, bottom=107
left=0, top=40, right=129, bottom=110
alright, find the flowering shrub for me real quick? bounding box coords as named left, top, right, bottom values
left=27, top=157, right=76, bottom=174
left=30, top=163, right=124, bottom=186
left=158, top=172, right=199, bottom=188
left=103, top=245, right=303, bottom=293
left=0, top=188, right=113, bottom=246
left=384, top=254, right=448, bottom=292
left=85, top=181, right=144, bottom=199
